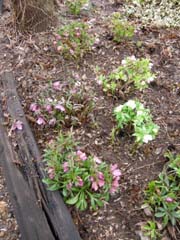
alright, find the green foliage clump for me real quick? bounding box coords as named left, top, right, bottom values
left=113, top=99, right=159, bottom=145
left=143, top=221, right=161, bottom=240
left=110, top=12, right=135, bottom=42
left=55, top=21, right=94, bottom=59
left=144, top=152, right=180, bottom=228
left=98, top=56, right=155, bottom=95
left=66, top=0, right=89, bottom=15
left=43, top=132, right=121, bottom=211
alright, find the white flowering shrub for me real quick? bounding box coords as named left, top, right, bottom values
left=123, top=0, right=180, bottom=27
left=113, top=99, right=159, bottom=145
left=98, top=56, right=155, bottom=95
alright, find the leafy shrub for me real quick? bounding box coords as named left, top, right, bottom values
left=113, top=99, right=159, bottom=145
left=66, top=0, right=89, bottom=15
left=144, top=152, right=180, bottom=228
left=29, top=81, right=94, bottom=128
left=110, top=12, right=135, bottom=42
left=43, top=132, right=121, bottom=210
left=54, top=21, right=94, bottom=59
left=98, top=56, right=155, bottom=95
left=143, top=221, right=161, bottom=240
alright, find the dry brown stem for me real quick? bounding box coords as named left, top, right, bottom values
left=12, top=0, right=55, bottom=32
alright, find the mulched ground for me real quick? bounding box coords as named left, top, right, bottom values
left=0, top=0, right=180, bottom=239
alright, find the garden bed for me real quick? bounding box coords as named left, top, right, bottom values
left=0, top=0, right=180, bottom=239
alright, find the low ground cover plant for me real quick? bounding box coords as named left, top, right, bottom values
left=143, top=220, right=161, bottom=240
left=98, top=56, right=155, bottom=96
left=54, top=21, right=94, bottom=59
left=43, top=131, right=121, bottom=210
left=109, top=12, right=135, bottom=42
left=123, top=0, right=180, bottom=27
left=66, top=0, right=89, bottom=15
left=113, top=99, right=159, bottom=145
left=143, top=152, right=180, bottom=230
left=29, top=81, right=94, bottom=128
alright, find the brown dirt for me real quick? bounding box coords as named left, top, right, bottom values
left=0, top=0, right=180, bottom=239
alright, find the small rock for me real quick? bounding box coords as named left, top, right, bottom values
left=0, top=201, right=8, bottom=219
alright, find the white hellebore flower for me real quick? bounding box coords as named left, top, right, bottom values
left=129, top=55, right=136, bottom=61
left=149, top=63, right=153, bottom=69
left=121, top=59, right=127, bottom=65
left=147, top=76, right=154, bottom=83
left=125, top=100, right=136, bottom=109
left=143, top=134, right=153, bottom=143
left=137, top=110, right=143, bottom=116
left=114, top=105, right=123, bottom=113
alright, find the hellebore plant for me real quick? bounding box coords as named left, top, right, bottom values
left=144, top=152, right=180, bottom=228
left=98, top=56, right=155, bottom=95
left=66, top=0, right=89, bottom=15
left=110, top=12, right=135, bottom=43
left=30, top=93, right=66, bottom=128
left=29, top=81, right=94, bottom=128
left=43, top=132, right=121, bottom=211
left=113, top=99, right=159, bottom=145
left=54, top=21, right=94, bottom=59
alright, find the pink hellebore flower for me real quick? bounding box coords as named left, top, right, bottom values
left=76, top=176, right=84, bottom=187
left=110, top=178, right=119, bottom=194
left=63, top=162, right=69, bottom=173
left=67, top=182, right=72, bottom=190
left=11, top=120, right=23, bottom=131
left=49, top=118, right=57, bottom=126
left=53, top=81, right=62, bottom=91
left=76, top=150, right=87, bottom=161
left=48, top=168, right=55, bottom=180
left=94, top=156, right=102, bottom=164
left=55, top=34, right=61, bottom=40
left=37, top=117, right=46, bottom=125
left=166, top=197, right=174, bottom=203
left=110, top=164, right=122, bottom=178
left=91, top=181, right=98, bottom=191
left=45, top=104, right=53, bottom=113
left=97, top=172, right=105, bottom=188
left=55, top=103, right=65, bottom=112
left=30, top=103, right=39, bottom=113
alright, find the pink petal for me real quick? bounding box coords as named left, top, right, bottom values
left=63, top=162, right=69, bottom=173
left=94, top=156, right=102, bottom=164
left=30, top=103, right=39, bottom=113
left=48, top=168, right=55, bottom=179
left=98, top=172, right=104, bottom=180
left=55, top=104, right=65, bottom=112
left=11, top=120, right=23, bottom=131
left=112, top=169, right=121, bottom=177
left=49, top=118, right=56, bottom=126
left=37, top=117, right=46, bottom=125
left=76, top=176, right=84, bottom=187
left=98, top=179, right=105, bottom=188
left=67, top=182, right=72, bottom=190
left=45, top=104, right=53, bottom=113
left=92, top=181, right=98, bottom=191
left=110, top=164, right=118, bottom=172
left=53, top=81, right=62, bottom=90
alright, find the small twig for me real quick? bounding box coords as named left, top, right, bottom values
left=127, top=160, right=163, bottom=173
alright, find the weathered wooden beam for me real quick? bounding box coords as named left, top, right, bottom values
left=0, top=0, right=3, bottom=14
left=0, top=72, right=81, bottom=240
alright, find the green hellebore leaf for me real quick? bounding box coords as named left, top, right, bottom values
left=66, top=194, right=79, bottom=205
